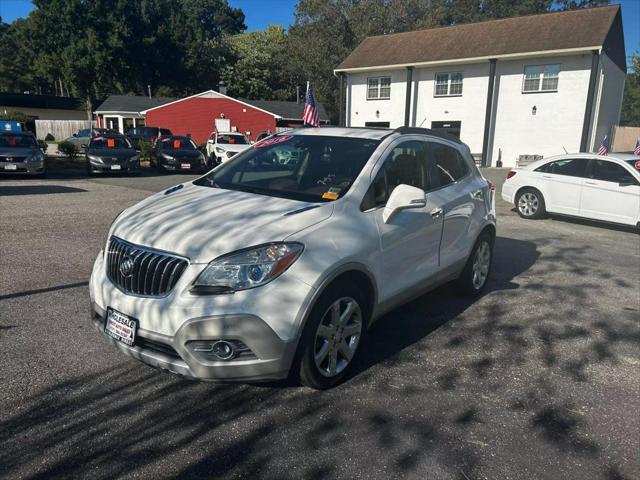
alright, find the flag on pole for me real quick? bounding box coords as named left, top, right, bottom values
left=634, top=138, right=640, bottom=156
left=302, top=82, right=320, bottom=127
left=597, top=135, right=609, bottom=156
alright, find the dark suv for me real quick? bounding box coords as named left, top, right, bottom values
left=125, top=126, right=172, bottom=150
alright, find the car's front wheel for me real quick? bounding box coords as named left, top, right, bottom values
left=297, top=283, right=367, bottom=389
left=516, top=188, right=546, bottom=219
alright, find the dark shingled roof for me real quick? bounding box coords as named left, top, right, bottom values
left=0, top=92, right=85, bottom=110
left=95, top=95, right=178, bottom=113
left=337, top=5, right=625, bottom=72
left=240, top=99, right=329, bottom=121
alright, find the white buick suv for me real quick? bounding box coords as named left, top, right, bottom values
left=90, top=127, right=496, bottom=389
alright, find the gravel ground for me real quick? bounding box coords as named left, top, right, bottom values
left=0, top=165, right=638, bottom=480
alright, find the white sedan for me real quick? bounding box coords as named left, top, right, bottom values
left=502, top=153, right=640, bottom=227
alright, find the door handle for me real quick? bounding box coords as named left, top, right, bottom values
left=542, top=175, right=553, bottom=178
left=584, top=181, right=596, bottom=185
left=431, top=208, right=443, bottom=219
left=472, top=190, right=484, bottom=199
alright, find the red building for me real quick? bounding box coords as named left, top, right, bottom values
left=141, top=90, right=328, bottom=144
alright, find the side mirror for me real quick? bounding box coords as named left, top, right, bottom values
left=383, top=184, right=426, bottom=223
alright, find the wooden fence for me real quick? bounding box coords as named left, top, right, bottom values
left=35, top=119, right=94, bottom=141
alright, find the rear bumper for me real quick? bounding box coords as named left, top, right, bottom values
left=501, top=182, right=517, bottom=204
left=90, top=301, right=297, bottom=382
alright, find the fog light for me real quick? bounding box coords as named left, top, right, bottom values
left=211, top=341, right=235, bottom=360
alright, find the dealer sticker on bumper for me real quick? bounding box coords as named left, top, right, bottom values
left=105, top=308, right=137, bottom=346
left=180, top=163, right=191, bottom=169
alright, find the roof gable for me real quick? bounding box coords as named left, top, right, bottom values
left=336, top=5, right=622, bottom=71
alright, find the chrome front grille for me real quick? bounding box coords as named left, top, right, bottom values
left=106, top=237, right=188, bottom=297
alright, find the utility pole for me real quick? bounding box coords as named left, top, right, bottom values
left=296, top=85, right=300, bottom=104
left=147, top=85, right=152, bottom=98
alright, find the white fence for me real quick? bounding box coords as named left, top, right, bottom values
left=35, top=119, right=94, bottom=141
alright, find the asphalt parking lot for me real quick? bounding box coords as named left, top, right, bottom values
left=1, top=162, right=638, bottom=480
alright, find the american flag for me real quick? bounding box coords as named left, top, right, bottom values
left=597, top=135, right=609, bottom=156
left=634, top=138, right=640, bottom=156
left=302, top=82, right=320, bottom=127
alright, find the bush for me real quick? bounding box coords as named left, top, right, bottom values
left=138, top=139, right=152, bottom=160
left=45, top=133, right=55, bottom=141
left=58, top=140, right=78, bottom=159
left=37, top=140, right=48, bottom=152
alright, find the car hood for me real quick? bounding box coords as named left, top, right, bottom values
left=0, top=147, right=39, bottom=158
left=88, top=148, right=137, bottom=159
left=161, top=149, right=203, bottom=159
left=111, top=183, right=333, bottom=263
left=214, top=143, right=251, bottom=153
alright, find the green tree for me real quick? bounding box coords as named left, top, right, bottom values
left=221, top=25, right=291, bottom=100
left=620, top=51, right=640, bottom=126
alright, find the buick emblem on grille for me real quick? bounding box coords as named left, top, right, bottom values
left=119, top=256, right=135, bottom=277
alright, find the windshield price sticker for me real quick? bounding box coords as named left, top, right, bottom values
left=255, top=135, right=293, bottom=148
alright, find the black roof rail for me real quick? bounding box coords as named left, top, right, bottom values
left=392, top=127, right=463, bottom=144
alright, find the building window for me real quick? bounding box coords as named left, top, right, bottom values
left=367, top=76, right=391, bottom=100
left=523, top=64, right=560, bottom=93
left=434, top=72, right=463, bottom=97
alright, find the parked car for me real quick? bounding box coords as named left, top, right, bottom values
left=152, top=135, right=208, bottom=172
left=85, top=134, right=140, bottom=175
left=2, top=120, right=26, bottom=132
left=125, top=126, right=172, bottom=150
left=90, top=127, right=496, bottom=389
left=502, top=153, right=640, bottom=227
left=0, top=131, right=46, bottom=176
left=64, top=128, right=114, bottom=151
left=205, top=132, right=251, bottom=164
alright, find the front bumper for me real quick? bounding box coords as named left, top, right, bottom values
left=88, top=159, right=139, bottom=173
left=90, top=302, right=296, bottom=381
left=89, top=249, right=314, bottom=382
left=0, top=160, right=45, bottom=175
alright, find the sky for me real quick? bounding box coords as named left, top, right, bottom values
left=0, top=0, right=638, bottom=61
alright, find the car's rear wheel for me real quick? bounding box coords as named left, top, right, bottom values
left=297, top=283, right=367, bottom=389
left=516, top=188, right=546, bottom=219
left=456, top=231, right=493, bottom=297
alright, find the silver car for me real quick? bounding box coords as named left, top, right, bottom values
left=0, top=132, right=46, bottom=176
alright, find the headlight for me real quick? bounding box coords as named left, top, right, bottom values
left=88, top=154, right=103, bottom=163
left=161, top=153, right=176, bottom=163
left=192, top=242, right=304, bottom=294
left=215, top=147, right=225, bottom=154
left=130, top=155, right=140, bottom=162
left=27, top=153, right=43, bottom=162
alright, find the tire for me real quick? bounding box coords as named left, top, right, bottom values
left=516, top=188, right=546, bottom=219
left=456, top=231, right=494, bottom=297
left=296, top=281, right=368, bottom=389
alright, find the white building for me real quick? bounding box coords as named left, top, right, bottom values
left=334, top=5, right=627, bottom=167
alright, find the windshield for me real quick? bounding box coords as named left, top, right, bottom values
left=217, top=134, right=248, bottom=145
left=127, top=127, right=157, bottom=136
left=90, top=136, right=133, bottom=149
left=0, top=133, right=37, bottom=148
left=194, top=135, right=380, bottom=202
left=159, top=137, right=197, bottom=150
left=625, top=159, right=640, bottom=170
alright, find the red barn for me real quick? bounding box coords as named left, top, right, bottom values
left=141, top=90, right=329, bottom=144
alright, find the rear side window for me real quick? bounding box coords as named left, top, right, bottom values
left=430, top=143, right=469, bottom=187
left=535, top=159, right=587, bottom=177
left=590, top=160, right=637, bottom=184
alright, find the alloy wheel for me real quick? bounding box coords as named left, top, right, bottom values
left=313, top=297, right=362, bottom=378
left=518, top=192, right=539, bottom=217
left=472, top=241, right=491, bottom=290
